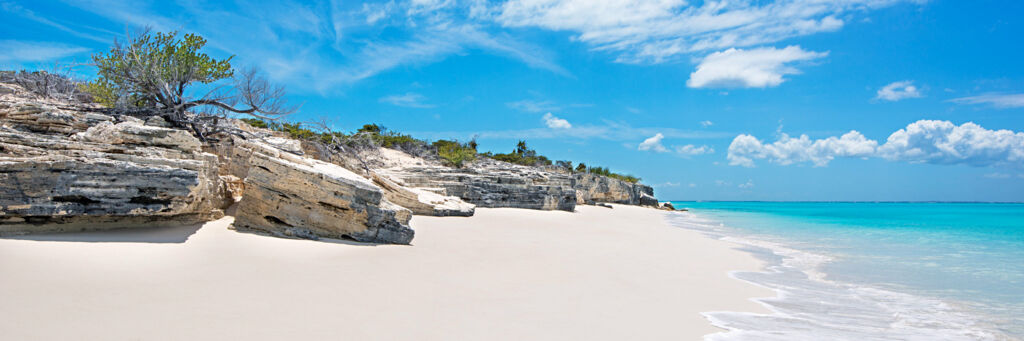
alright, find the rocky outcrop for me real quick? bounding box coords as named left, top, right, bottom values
left=371, top=173, right=475, bottom=217
left=0, top=87, right=228, bottom=235
left=215, top=136, right=415, bottom=244
left=376, top=157, right=577, bottom=212
left=573, top=173, right=657, bottom=206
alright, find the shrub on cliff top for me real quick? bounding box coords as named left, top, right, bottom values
left=83, top=29, right=296, bottom=139
left=486, top=140, right=552, bottom=167
left=433, top=139, right=477, bottom=168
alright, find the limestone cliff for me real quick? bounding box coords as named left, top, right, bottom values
left=371, top=154, right=577, bottom=212
left=0, top=85, right=228, bottom=234
left=573, top=173, right=658, bottom=207
left=211, top=135, right=415, bottom=244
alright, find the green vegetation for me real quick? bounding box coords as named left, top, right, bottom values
left=479, top=140, right=639, bottom=182
left=85, top=31, right=234, bottom=111
left=432, top=139, right=477, bottom=168
left=77, top=30, right=293, bottom=139
left=356, top=124, right=425, bottom=149
left=484, top=140, right=552, bottom=167
left=586, top=166, right=640, bottom=183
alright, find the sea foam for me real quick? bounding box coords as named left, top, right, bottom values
left=667, top=212, right=1012, bottom=341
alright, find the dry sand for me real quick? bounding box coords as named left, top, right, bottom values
left=0, top=205, right=772, bottom=340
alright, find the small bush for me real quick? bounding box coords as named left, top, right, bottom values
left=488, top=140, right=552, bottom=167
left=433, top=139, right=477, bottom=168
left=240, top=118, right=269, bottom=129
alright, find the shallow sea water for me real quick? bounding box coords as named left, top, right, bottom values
left=667, top=202, right=1024, bottom=340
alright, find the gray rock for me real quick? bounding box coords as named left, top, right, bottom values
left=573, top=173, right=657, bottom=206
left=0, top=97, right=227, bottom=235
left=222, top=137, right=415, bottom=244
left=377, top=157, right=577, bottom=212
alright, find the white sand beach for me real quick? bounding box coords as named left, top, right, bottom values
left=0, top=205, right=771, bottom=340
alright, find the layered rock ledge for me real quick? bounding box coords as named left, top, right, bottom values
left=216, top=136, right=415, bottom=244
left=0, top=92, right=227, bottom=234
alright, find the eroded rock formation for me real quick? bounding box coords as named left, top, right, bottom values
left=0, top=86, right=228, bottom=234
left=573, top=173, right=657, bottom=206
left=375, top=157, right=577, bottom=212
left=213, top=136, right=415, bottom=244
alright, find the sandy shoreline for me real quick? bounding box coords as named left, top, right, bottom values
left=0, top=205, right=771, bottom=340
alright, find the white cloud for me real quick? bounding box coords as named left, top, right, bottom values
left=495, top=0, right=911, bottom=63
left=687, top=46, right=827, bottom=88
left=700, top=120, right=714, bottom=127
left=738, top=179, right=755, bottom=189
left=410, top=120, right=733, bottom=142
left=950, top=94, right=1024, bottom=109
left=728, top=120, right=1024, bottom=168
left=542, top=112, right=572, bottom=129
left=638, top=133, right=669, bottom=152
left=1, top=2, right=110, bottom=43
left=876, top=80, right=923, bottom=101
left=379, top=92, right=436, bottom=108
left=688, top=183, right=697, bottom=188
left=59, top=1, right=567, bottom=93
left=728, top=130, right=876, bottom=167
left=876, top=120, right=1024, bottom=167
left=984, top=173, right=1011, bottom=179
left=675, top=144, right=714, bottom=156
left=508, top=99, right=560, bottom=112
left=0, top=40, right=89, bottom=64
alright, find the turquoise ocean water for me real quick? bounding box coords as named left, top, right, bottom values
left=666, top=202, right=1024, bottom=340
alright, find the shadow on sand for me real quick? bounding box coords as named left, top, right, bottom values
left=2, top=223, right=204, bottom=244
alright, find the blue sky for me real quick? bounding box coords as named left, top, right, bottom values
left=3, top=0, right=1024, bottom=201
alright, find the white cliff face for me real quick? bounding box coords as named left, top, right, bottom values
left=374, top=156, right=578, bottom=212
left=0, top=83, right=415, bottom=244
left=217, top=136, right=415, bottom=244
left=0, top=85, right=228, bottom=234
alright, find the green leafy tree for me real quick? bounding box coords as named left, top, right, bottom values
left=84, top=29, right=294, bottom=138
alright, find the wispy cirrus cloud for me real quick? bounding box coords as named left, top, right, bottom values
left=507, top=99, right=561, bottom=113
left=0, top=40, right=89, bottom=64
left=379, top=92, right=436, bottom=108
left=53, top=0, right=568, bottom=93
left=495, top=0, right=919, bottom=64
left=411, top=120, right=733, bottom=142
left=2, top=1, right=111, bottom=43
left=949, top=93, right=1024, bottom=109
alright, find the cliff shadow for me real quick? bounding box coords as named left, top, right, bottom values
left=2, top=223, right=204, bottom=244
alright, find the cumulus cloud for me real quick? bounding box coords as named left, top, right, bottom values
left=676, top=144, right=714, bottom=156
left=949, top=93, right=1024, bottom=109
left=687, top=46, right=828, bottom=88
left=728, top=131, right=876, bottom=167
left=638, top=133, right=669, bottom=152
left=379, top=92, right=435, bottom=108
left=542, top=112, right=572, bottom=129
left=876, top=120, right=1024, bottom=166
left=728, top=120, right=1024, bottom=168
left=876, top=81, right=922, bottom=101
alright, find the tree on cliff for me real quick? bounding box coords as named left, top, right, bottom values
left=82, top=29, right=295, bottom=139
